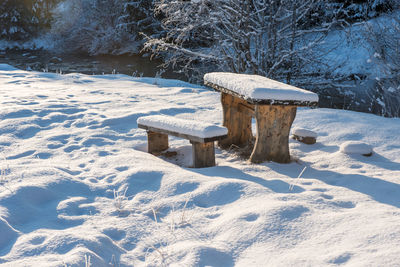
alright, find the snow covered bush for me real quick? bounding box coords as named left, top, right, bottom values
left=49, top=0, right=161, bottom=55
left=364, top=13, right=400, bottom=117
left=50, top=0, right=132, bottom=55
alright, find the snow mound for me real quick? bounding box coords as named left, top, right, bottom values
left=137, top=115, right=228, bottom=138
left=204, top=72, right=319, bottom=102
left=292, top=128, right=318, bottom=138
left=340, top=141, right=373, bottom=156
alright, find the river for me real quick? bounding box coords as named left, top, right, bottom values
left=0, top=49, right=184, bottom=80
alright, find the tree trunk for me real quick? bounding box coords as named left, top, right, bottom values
left=250, top=105, right=297, bottom=163
left=218, top=93, right=253, bottom=148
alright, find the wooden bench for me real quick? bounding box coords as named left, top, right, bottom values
left=137, top=115, right=228, bottom=168
left=204, top=72, right=319, bottom=163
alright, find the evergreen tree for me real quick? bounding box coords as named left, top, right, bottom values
left=0, top=0, right=56, bottom=41
left=305, top=0, right=398, bottom=27
left=0, top=0, right=29, bottom=40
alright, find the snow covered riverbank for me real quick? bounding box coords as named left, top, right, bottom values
left=0, top=64, right=399, bottom=266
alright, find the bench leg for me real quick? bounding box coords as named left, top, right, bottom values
left=219, top=93, right=253, bottom=148
left=147, top=131, right=168, bottom=154
left=250, top=105, right=296, bottom=163
left=191, top=141, right=216, bottom=168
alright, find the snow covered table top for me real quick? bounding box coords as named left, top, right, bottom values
left=137, top=115, right=228, bottom=143
left=204, top=72, right=318, bottom=106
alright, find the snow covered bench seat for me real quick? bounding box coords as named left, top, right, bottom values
left=137, top=115, right=228, bottom=168
left=204, top=72, right=319, bottom=163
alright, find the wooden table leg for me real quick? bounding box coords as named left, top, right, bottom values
left=147, top=131, right=168, bottom=154
left=191, top=141, right=215, bottom=168
left=218, top=93, right=253, bottom=148
left=250, top=105, right=297, bottom=163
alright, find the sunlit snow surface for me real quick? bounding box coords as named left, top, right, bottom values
left=0, top=64, right=399, bottom=266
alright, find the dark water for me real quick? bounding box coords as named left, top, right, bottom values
left=0, top=49, right=185, bottom=80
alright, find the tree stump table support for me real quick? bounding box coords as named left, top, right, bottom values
left=219, top=93, right=253, bottom=148
left=250, top=105, right=297, bottom=163
left=218, top=93, right=298, bottom=163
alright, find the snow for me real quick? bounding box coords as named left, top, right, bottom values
left=0, top=64, right=400, bottom=266
left=292, top=128, right=318, bottom=138
left=204, top=72, right=319, bottom=102
left=137, top=115, right=227, bottom=138
left=340, top=141, right=373, bottom=155
left=0, top=36, right=56, bottom=51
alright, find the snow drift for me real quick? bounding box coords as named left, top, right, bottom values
left=0, top=65, right=399, bottom=266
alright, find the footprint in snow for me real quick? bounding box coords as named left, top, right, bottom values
left=36, top=95, right=48, bottom=98
left=98, top=151, right=111, bottom=157
left=34, top=152, right=52, bottom=159
left=57, top=197, right=99, bottom=217
left=29, top=235, right=46, bottom=245
left=115, top=166, right=129, bottom=172
left=196, top=246, right=234, bottom=267
left=64, top=145, right=80, bottom=153
left=330, top=252, right=352, bottom=265
left=172, top=181, right=200, bottom=195
left=102, top=228, right=126, bottom=241
left=276, top=205, right=310, bottom=222
left=311, top=188, right=328, bottom=192
left=48, top=134, right=71, bottom=144
left=320, top=193, right=334, bottom=200
left=316, top=197, right=357, bottom=210
left=242, top=213, right=260, bottom=222
left=330, top=200, right=356, bottom=209
left=14, top=126, right=41, bottom=139
left=192, top=183, right=243, bottom=208
left=6, top=150, right=35, bottom=160
left=55, top=167, right=81, bottom=176
left=205, top=213, right=221, bottom=220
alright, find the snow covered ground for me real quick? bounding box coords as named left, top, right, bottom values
left=0, top=64, right=399, bottom=266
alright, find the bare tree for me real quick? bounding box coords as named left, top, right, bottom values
left=144, top=0, right=339, bottom=82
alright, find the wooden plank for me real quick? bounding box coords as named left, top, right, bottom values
left=138, top=124, right=227, bottom=143
left=249, top=105, right=297, bottom=163
left=191, top=141, right=216, bottom=168
left=204, top=81, right=318, bottom=107
left=147, top=131, right=168, bottom=154
left=218, top=93, right=253, bottom=148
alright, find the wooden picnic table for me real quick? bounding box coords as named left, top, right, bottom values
left=204, top=72, right=318, bottom=164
